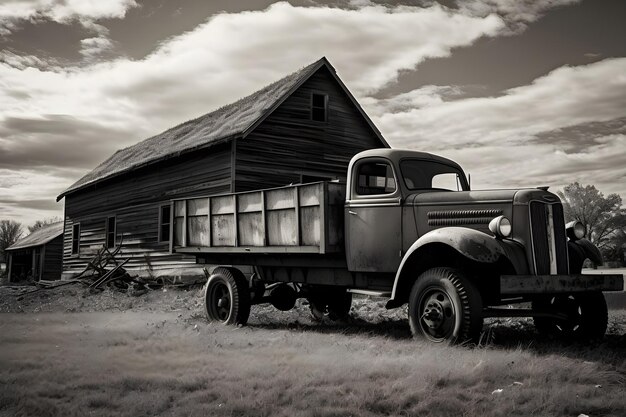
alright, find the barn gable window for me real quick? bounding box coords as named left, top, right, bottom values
left=105, top=216, right=116, bottom=248
left=71, top=223, right=80, bottom=255
left=159, top=205, right=171, bottom=242
left=311, top=93, right=328, bottom=122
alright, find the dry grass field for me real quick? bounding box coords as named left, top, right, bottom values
left=0, top=285, right=625, bottom=417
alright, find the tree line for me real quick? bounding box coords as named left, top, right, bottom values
left=558, top=183, right=626, bottom=265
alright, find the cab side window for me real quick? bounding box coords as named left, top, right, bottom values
left=356, top=161, right=396, bottom=196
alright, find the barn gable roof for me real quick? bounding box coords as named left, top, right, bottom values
left=57, top=57, right=387, bottom=201
left=6, top=222, right=64, bottom=251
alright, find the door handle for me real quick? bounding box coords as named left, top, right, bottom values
left=348, top=210, right=357, bottom=215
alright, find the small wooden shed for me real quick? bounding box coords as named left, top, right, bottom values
left=5, top=222, right=64, bottom=282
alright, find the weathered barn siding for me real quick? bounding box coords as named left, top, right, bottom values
left=60, top=58, right=388, bottom=277
left=63, top=144, right=232, bottom=275
left=235, top=66, right=385, bottom=191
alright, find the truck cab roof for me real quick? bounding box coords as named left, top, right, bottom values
left=352, top=148, right=464, bottom=172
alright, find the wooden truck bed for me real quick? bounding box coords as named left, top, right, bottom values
left=171, top=182, right=346, bottom=255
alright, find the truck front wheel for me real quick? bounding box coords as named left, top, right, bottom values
left=408, top=268, right=483, bottom=344
left=532, top=292, right=608, bottom=340
left=204, top=267, right=251, bottom=325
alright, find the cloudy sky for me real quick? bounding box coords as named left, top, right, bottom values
left=0, top=0, right=625, bottom=227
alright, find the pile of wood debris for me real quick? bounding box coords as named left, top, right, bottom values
left=10, top=242, right=205, bottom=299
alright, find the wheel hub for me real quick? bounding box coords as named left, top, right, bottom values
left=423, top=301, right=444, bottom=328
left=218, top=296, right=229, bottom=308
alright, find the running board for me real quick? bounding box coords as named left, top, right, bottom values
left=347, top=289, right=391, bottom=297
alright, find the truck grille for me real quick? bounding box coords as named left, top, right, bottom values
left=529, top=202, right=568, bottom=275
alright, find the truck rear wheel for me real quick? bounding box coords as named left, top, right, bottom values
left=532, top=292, right=608, bottom=340
left=308, top=289, right=352, bottom=321
left=204, top=267, right=251, bottom=325
left=408, top=267, right=483, bottom=344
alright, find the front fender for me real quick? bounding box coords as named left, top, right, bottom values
left=408, top=227, right=506, bottom=263
left=387, top=227, right=513, bottom=307
left=569, top=238, right=603, bottom=273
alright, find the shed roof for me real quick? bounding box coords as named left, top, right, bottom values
left=57, top=57, right=386, bottom=201
left=6, top=222, right=64, bottom=251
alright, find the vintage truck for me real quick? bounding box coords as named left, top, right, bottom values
left=171, top=148, right=624, bottom=343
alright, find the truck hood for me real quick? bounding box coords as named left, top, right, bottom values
left=407, top=188, right=560, bottom=206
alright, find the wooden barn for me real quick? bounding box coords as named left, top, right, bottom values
left=5, top=222, right=64, bottom=282
left=56, top=57, right=389, bottom=278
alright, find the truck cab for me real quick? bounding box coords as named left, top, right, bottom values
left=344, top=149, right=622, bottom=343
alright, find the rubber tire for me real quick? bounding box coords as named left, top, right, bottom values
left=204, top=267, right=251, bottom=325
left=308, top=289, right=352, bottom=322
left=532, top=292, right=608, bottom=341
left=408, top=267, right=483, bottom=344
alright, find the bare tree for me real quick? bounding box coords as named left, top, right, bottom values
left=28, top=216, right=62, bottom=233
left=0, top=219, right=23, bottom=256
left=558, top=183, right=625, bottom=251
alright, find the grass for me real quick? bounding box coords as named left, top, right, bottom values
left=0, top=304, right=625, bottom=417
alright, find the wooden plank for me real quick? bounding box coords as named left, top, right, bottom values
left=211, top=196, right=235, bottom=214
left=207, top=197, right=212, bottom=247
left=294, top=186, right=300, bottom=246
left=7, top=252, right=12, bottom=283
left=299, top=183, right=322, bottom=207
left=500, top=274, right=624, bottom=295
left=233, top=194, right=238, bottom=247
left=261, top=191, right=267, bottom=246
left=266, top=188, right=296, bottom=210
left=238, top=213, right=264, bottom=246
left=238, top=191, right=263, bottom=213
left=266, top=209, right=297, bottom=246
left=182, top=200, right=187, bottom=247
left=39, top=245, right=45, bottom=281
left=300, top=206, right=320, bottom=246
left=211, top=214, right=235, bottom=246
left=187, top=198, right=209, bottom=216
left=175, top=245, right=322, bottom=254
left=320, top=181, right=327, bottom=254
left=169, top=201, right=174, bottom=254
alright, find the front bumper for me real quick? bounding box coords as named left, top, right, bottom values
left=500, top=274, right=624, bottom=295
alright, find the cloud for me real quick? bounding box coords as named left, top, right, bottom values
left=457, top=0, right=580, bottom=32
left=0, top=115, right=130, bottom=170
left=79, top=36, right=115, bottom=60
left=0, top=0, right=138, bottom=35
left=368, top=58, right=626, bottom=147
left=364, top=58, right=626, bottom=198
left=0, top=169, right=66, bottom=222
left=0, top=0, right=136, bottom=65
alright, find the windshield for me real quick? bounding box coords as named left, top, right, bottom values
left=400, top=159, right=468, bottom=191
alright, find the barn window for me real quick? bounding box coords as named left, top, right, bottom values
left=71, top=223, right=80, bottom=255
left=311, top=93, right=328, bottom=122
left=159, top=205, right=171, bottom=242
left=105, top=216, right=116, bottom=248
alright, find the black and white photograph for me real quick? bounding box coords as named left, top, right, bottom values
left=0, top=0, right=625, bottom=416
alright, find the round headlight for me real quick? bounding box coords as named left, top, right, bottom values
left=566, top=220, right=586, bottom=240
left=489, top=216, right=512, bottom=238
